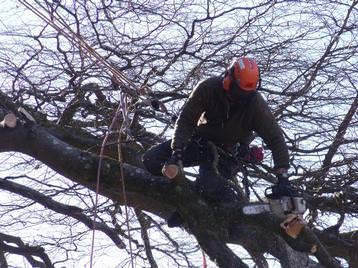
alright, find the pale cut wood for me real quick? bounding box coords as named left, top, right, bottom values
left=0, top=113, right=17, bottom=128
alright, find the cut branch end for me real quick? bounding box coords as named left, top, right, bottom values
left=0, top=113, right=17, bottom=128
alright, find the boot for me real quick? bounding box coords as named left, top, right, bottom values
left=218, top=185, right=238, bottom=203
left=197, top=184, right=238, bottom=204
left=210, top=185, right=238, bottom=203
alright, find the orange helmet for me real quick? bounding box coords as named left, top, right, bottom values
left=223, top=57, right=259, bottom=91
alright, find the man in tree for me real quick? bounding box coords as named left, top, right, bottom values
left=142, top=57, right=293, bottom=227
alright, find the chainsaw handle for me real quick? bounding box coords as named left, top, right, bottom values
left=265, top=185, right=297, bottom=213
left=264, top=186, right=275, bottom=198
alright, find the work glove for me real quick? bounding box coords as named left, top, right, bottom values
left=235, top=144, right=264, bottom=163
left=265, top=170, right=297, bottom=199
left=162, top=149, right=183, bottom=179
left=275, top=172, right=294, bottom=197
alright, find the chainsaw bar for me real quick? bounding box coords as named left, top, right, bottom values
left=243, top=204, right=271, bottom=215
left=242, top=197, right=306, bottom=217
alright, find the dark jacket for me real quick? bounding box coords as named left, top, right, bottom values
left=171, top=76, right=289, bottom=169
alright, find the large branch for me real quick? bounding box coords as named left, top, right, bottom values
left=0, top=120, right=249, bottom=266
left=0, top=122, right=176, bottom=217
left=0, top=95, right=355, bottom=267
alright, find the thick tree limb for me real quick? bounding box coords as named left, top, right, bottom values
left=0, top=122, right=176, bottom=217
left=0, top=101, right=355, bottom=267
left=0, top=121, right=353, bottom=267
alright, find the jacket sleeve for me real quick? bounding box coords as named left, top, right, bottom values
left=171, top=81, right=207, bottom=150
left=250, top=93, right=289, bottom=169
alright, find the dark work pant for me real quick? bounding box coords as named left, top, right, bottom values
left=142, top=139, right=238, bottom=201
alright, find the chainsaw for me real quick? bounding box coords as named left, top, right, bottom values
left=242, top=186, right=307, bottom=238
left=243, top=187, right=306, bottom=218
left=242, top=193, right=306, bottom=218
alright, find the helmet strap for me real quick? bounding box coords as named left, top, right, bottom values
left=257, top=67, right=262, bottom=90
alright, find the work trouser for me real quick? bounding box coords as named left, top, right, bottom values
left=142, top=138, right=239, bottom=202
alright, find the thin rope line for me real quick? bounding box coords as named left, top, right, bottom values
left=117, top=95, right=134, bottom=268
left=89, top=102, right=123, bottom=267
left=18, top=0, right=152, bottom=98
left=17, top=2, right=151, bottom=266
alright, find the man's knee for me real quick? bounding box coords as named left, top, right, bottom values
left=142, top=150, right=162, bottom=175
left=196, top=165, right=238, bottom=202
left=197, top=168, right=223, bottom=194
left=142, top=142, right=172, bottom=175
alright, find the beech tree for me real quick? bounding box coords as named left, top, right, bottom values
left=0, top=0, right=357, bottom=267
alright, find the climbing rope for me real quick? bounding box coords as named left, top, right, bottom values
left=18, top=0, right=155, bottom=100
left=17, top=1, right=145, bottom=267
left=118, top=94, right=135, bottom=268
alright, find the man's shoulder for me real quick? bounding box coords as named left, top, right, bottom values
left=197, top=76, right=223, bottom=87
left=250, top=91, right=267, bottom=105
left=249, top=92, right=273, bottom=117
left=193, top=76, right=223, bottom=96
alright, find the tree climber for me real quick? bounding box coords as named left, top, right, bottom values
left=142, top=57, right=294, bottom=227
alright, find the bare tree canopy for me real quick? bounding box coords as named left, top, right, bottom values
left=0, top=0, right=357, bottom=267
